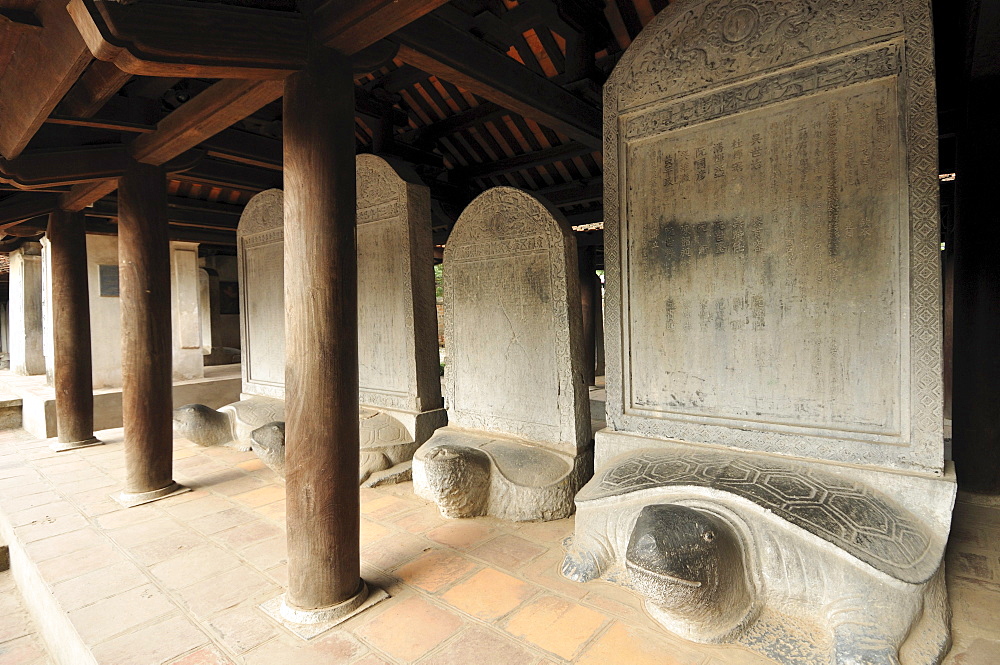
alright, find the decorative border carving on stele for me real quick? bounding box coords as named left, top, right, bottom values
left=444, top=187, right=590, bottom=454
left=237, top=188, right=285, bottom=399
left=355, top=154, right=443, bottom=414
left=602, top=0, right=943, bottom=474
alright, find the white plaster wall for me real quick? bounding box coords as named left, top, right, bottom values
left=8, top=244, right=45, bottom=376
left=83, top=235, right=205, bottom=389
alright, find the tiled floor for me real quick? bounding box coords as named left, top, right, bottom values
left=0, top=567, right=54, bottom=665
left=0, top=425, right=998, bottom=665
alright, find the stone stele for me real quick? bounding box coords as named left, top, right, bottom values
left=173, top=156, right=446, bottom=484
left=563, top=1, right=956, bottom=664
left=412, top=187, right=592, bottom=522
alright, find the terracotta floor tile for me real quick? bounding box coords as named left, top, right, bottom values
left=426, top=521, right=495, bottom=549
left=391, top=505, right=445, bottom=534
left=34, top=540, right=122, bottom=584
left=6, top=499, right=77, bottom=528
left=418, top=626, right=538, bottom=665
left=13, top=512, right=89, bottom=543
left=106, top=516, right=190, bottom=548
left=89, top=614, right=208, bottom=665
left=361, top=518, right=391, bottom=546
left=176, top=566, right=279, bottom=618
left=23, top=527, right=107, bottom=562
left=352, top=655, right=393, bottom=665
left=128, top=529, right=208, bottom=566
left=355, top=595, right=463, bottom=661
left=231, top=485, right=285, bottom=508
left=68, top=584, right=177, bottom=644
left=361, top=494, right=418, bottom=520
left=576, top=622, right=706, bottom=665
left=240, top=536, right=288, bottom=571
left=513, top=518, right=576, bottom=546
left=471, top=534, right=546, bottom=571
left=211, top=519, right=284, bottom=551
left=253, top=500, right=286, bottom=524
left=394, top=548, right=479, bottom=593
left=520, top=550, right=590, bottom=600
left=440, top=568, right=538, bottom=621
left=163, top=495, right=237, bottom=521
left=167, top=645, right=235, bottom=665
left=237, top=458, right=266, bottom=473
left=51, top=561, right=149, bottom=612
left=149, top=544, right=244, bottom=588
left=503, top=594, right=608, bottom=660
left=242, top=632, right=366, bottom=665
left=207, top=473, right=268, bottom=497
left=205, top=603, right=278, bottom=654
left=0, top=635, right=50, bottom=665
left=188, top=507, right=257, bottom=535
left=94, top=503, right=162, bottom=530
left=362, top=531, right=433, bottom=572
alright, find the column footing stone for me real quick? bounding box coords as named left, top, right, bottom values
left=111, top=481, right=191, bottom=508
left=50, top=437, right=104, bottom=453
left=259, top=582, right=388, bottom=640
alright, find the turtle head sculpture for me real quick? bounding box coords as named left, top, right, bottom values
left=250, top=421, right=286, bottom=477
left=626, top=504, right=756, bottom=642
left=421, top=444, right=492, bottom=518
left=172, top=403, right=234, bottom=447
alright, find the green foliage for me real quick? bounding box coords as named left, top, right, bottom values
left=434, top=263, right=444, bottom=299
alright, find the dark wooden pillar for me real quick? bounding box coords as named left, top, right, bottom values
left=282, top=47, right=367, bottom=616
left=952, top=3, right=1000, bottom=494
left=115, top=159, right=186, bottom=507
left=47, top=210, right=102, bottom=452
left=578, top=244, right=596, bottom=386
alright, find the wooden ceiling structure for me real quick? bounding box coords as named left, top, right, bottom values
left=0, top=0, right=972, bottom=267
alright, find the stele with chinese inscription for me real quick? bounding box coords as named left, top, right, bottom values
left=563, top=1, right=956, bottom=663
left=173, top=156, right=446, bottom=485
left=412, top=187, right=592, bottom=522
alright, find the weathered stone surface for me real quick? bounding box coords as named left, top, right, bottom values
left=173, top=396, right=283, bottom=451
left=564, top=446, right=952, bottom=665
left=601, top=0, right=944, bottom=475
left=237, top=189, right=285, bottom=400
left=250, top=421, right=285, bottom=475
left=413, top=187, right=592, bottom=522
left=184, top=160, right=446, bottom=482
left=567, top=0, right=956, bottom=662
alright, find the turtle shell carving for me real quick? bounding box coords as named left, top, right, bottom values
left=359, top=407, right=413, bottom=449
left=577, top=449, right=936, bottom=583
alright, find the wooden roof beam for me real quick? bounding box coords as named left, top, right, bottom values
left=67, top=0, right=307, bottom=78
left=314, top=0, right=453, bottom=54
left=59, top=78, right=284, bottom=212
left=0, top=193, right=60, bottom=230
left=0, top=146, right=201, bottom=190
left=399, top=101, right=508, bottom=149
left=0, top=0, right=93, bottom=160
left=393, top=14, right=602, bottom=149
left=58, top=60, right=133, bottom=118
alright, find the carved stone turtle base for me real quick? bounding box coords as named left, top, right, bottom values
left=177, top=399, right=443, bottom=486
left=412, top=427, right=592, bottom=522
left=564, top=444, right=955, bottom=665
left=173, top=397, right=285, bottom=452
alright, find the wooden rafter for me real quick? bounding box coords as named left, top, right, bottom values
left=393, top=14, right=602, bottom=149
left=57, top=78, right=284, bottom=212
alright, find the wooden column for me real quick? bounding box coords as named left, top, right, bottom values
left=953, top=73, right=1000, bottom=493
left=114, top=159, right=186, bottom=507
left=47, top=210, right=102, bottom=452
left=578, top=245, right=597, bottom=386
left=281, top=47, right=367, bottom=616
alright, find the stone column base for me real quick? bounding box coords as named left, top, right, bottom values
left=50, top=437, right=104, bottom=453
left=111, top=482, right=191, bottom=508
left=259, top=582, right=388, bottom=640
